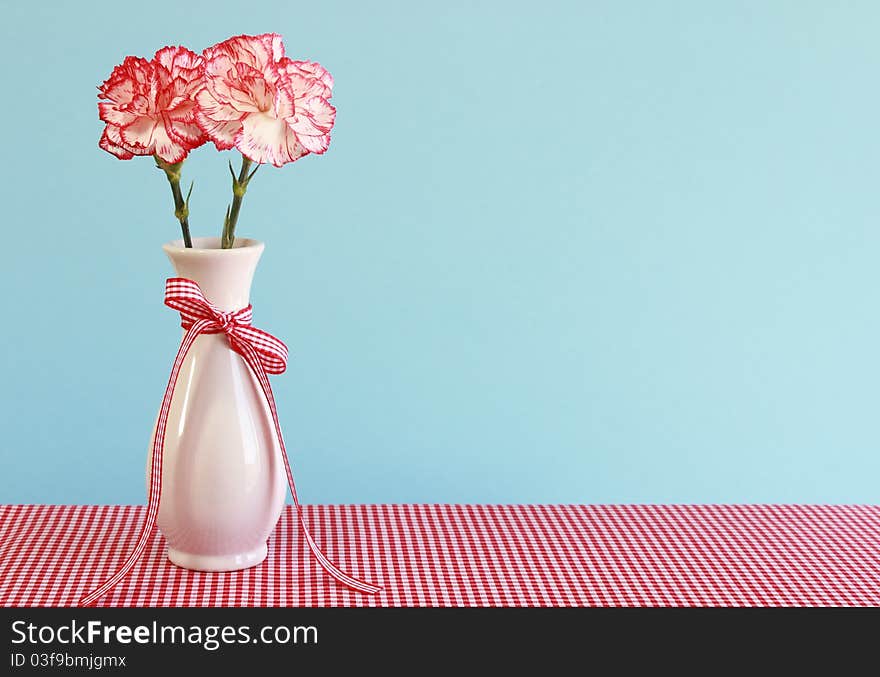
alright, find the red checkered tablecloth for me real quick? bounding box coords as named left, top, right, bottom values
left=0, top=504, right=878, bottom=607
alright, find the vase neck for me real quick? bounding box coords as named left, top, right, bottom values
left=162, top=237, right=265, bottom=312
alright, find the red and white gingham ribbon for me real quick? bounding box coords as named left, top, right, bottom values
left=80, top=278, right=381, bottom=605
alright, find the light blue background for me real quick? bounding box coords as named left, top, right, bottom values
left=1, top=1, right=878, bottom=504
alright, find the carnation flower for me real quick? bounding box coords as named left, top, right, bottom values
left=195, top=34, right=336, bottom=167
left=96, top=34, right=337, bottom=249
left=98, top=46, right=207, bottom=163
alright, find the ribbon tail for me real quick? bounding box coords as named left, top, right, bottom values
left=237, top=341, right=382, bottom=594
left=79, top=320, right=210, bottom=606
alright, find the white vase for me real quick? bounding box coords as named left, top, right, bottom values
left=147, top=236, right=287, bottom=571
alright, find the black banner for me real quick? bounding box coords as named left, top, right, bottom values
left=0, top=607, right=875, bottom=671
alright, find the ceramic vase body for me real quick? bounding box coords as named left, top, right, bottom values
left=148, top=236, right=286, bottom=571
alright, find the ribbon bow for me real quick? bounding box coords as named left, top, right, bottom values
left=80, top=278, right=380, bottom=605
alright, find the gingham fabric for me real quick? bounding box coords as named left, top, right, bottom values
left=1, top=504, right=878, bottom=607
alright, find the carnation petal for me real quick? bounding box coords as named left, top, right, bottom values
left=281, top=124, right=310, bottom=163
left=99, top=77, right=136, bottom=105
left=224, top=67, right=270, bottom=112
left=286, top=71, right=327, bottom=102
left=105, top=124, right=146, bottom=155
left=289, top=96, right=335, bottom=153
left=152, top=125, right=189, bottom=163
left=292, top=126, right=330, bottom=154
left=99, top=128, right=135, bottom=159
left=237, top=113, right=290, bottom=166
left=266, top=34, right=285, bottom=62
left=120, top=116, right=159, bottom=149
left=205, top=34, right=283, bottom=76
left=274, top=82, right=296, bottom=119
left=250, top=32, right=285, bottom=67
left=195, top=110, right=240, bottom=150
left=196, top=88, right=246, bottom=121
left=167, top=99, right=199, bottom=123
left=285, top=60, right=334, bottom=97
left=288, top=114, right=323, bottom=138
left=154, top=45, right=203, bottom=72
left=303, top=96, right=336, bottom=131
left=167, top=118, right=206, bottom=145
left=98, top=102, right=137, bottom=127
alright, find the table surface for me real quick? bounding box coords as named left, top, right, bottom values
left=1, top=504, right=878, bottom=607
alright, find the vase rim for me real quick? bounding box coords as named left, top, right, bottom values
left=163, top=236, right=264, bottom=256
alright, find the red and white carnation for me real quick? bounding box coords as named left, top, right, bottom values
left=98, top=46, right=207, bottom=163
left=195, top=34, right=336, bottom=167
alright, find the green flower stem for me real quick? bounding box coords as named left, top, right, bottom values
left=155, top=155, right=194, bottom=248
left=221, top=154, right=259, bottom=249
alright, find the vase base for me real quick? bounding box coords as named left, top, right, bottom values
left=167, top=543, right=268, bottom=572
